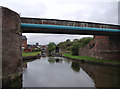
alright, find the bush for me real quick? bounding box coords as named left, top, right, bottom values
left=66, top=39, right=70, bottom=42
left=71, top=43, right=80, bottom=55
left=47, top=42, right=56, bottom=55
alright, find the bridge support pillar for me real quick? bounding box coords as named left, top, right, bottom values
left=0, top=7, right=22, bottom=87
left=79, top=35, right=120, bottom=61
left=92, top=35, right=120, bottom=60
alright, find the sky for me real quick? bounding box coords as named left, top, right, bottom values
left=0, top=0, right=119, bottom=45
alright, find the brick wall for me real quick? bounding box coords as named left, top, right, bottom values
left=0, top=6, right=2, bottom=88
left=79, top=35, right=120, bottom=61
left=22, top=40, right=27, bottom=48
left=1, top=7, right=22, bottom=87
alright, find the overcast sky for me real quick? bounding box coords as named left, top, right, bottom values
left=0, top=0, right=119, bottom=45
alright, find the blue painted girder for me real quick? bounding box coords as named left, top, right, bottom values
left=21, top=23, right=120, bottom=33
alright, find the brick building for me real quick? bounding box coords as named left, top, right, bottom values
left=22, top=35, right=27, bottom=50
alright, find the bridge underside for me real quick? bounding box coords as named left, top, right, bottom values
left=22, top=26, right=119, bottom=35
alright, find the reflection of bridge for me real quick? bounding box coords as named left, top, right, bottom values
left=1, top=7, right=120, bottom=87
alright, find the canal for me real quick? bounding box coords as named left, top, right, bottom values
left=23, top=56, right=120, bottom=88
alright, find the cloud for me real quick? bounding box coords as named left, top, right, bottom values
left=52, top=2, right=118, bottom=24
left=0, top=0, right=46, bottom=17
left=118, top=1, right=120, bottom=24
left=0, top=0, right=118, bottom=24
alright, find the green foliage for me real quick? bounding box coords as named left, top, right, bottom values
left=73, top=38, right=78, bottom=42
left=77, top=37, right=93, bottom=48
left=71, top=61, right=80, bottom=72
left=66, top=46, right=72, bottom=51
left=57, top=37, right=93, bottom=54
left=66, top=39, right=70, bottom=42
left=32, top=49, right=36, bottom=52
left=80, top=37, right=93, bottom=44
left=48, top=58, right=62, bottom=63
left=57, top=42, right=66, bottom=49
left=71, top=43, right=80, bottom=55
left=66, top=42, right=72, bottom=46
left=63, top=53, right=120, bottom=63
left=48, top=59, right=55, bottom=63
left=22, top=51, right=41, bottom=57
left=47, top=42, right=56, bottom=53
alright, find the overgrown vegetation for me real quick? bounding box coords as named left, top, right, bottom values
left=47, top=42, right=56, bottom=55
left=71, top=43, right=80, bottom=55
left=57, top=37, right=93, bottom=55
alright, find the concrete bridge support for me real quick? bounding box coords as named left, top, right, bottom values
left=79, top=35, right=120, bottom=61
left=0, top=7, right=22, bottom=87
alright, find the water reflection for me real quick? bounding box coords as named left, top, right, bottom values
left=79, top=63, right=120, bottom=88
left=64, top=58, right=71, bottom=64
left=23, top=57, right=95, bottom=87
left=41, top=55, right=46, bottom=58
left=71, top=61, right=80, bottom=72
left=48, top=57, right=63, bottom=64
left=23, top=57, right=120, bottom=88
left=48, top=58, right=55, bottom=63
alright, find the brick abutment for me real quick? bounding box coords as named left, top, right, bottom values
left=1, top=6, right=22, bottom=87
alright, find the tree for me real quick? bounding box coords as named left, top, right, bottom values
left=66, top=39, right=70, bottom=42
left=78, top=37, right=93, bottom=48
left=71, top=43, right=80, bottom=55
left=56, top=37, right=93, bottom=54
left=81, top=37, right=93, bottom=44
left=66, top=42, right=72, bottom=47
left=57, top=42, right=66, bottom=49
left=73, top=38, right=78, bottom=42
left=47, top=42, right=56, bottom=55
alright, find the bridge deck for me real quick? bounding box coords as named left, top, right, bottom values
left=21, top=17, right=120, bottom=35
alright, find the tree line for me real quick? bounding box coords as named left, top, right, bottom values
left=47, top=37, right=93, bottom=56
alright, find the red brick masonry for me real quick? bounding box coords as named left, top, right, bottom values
left=79, top=36, right=120, bottom=61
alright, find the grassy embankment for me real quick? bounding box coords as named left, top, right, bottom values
left=63, top=53, right=120, bottom=64
left=22, top=51, right=41, bottom=57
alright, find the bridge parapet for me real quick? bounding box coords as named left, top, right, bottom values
left=21, top=17, right=120, bottom=30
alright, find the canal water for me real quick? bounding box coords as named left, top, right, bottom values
left=23, top=56, right=120, bottom=88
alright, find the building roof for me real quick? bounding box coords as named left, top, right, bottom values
left=22, top=35, right=27, bottom=40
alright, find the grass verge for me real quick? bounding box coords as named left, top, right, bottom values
left=63, top=53, right=120, bottom=64
left=22, top=51, right=41, bottom=57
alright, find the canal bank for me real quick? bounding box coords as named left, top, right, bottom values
left=22, top=52, right=41, bottom=61
left=23, top=55, right=40, bottom=61
left=60, top=53, right=120, bottom=67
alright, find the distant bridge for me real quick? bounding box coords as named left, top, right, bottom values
left=21, top=17, right=120, bottom=35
